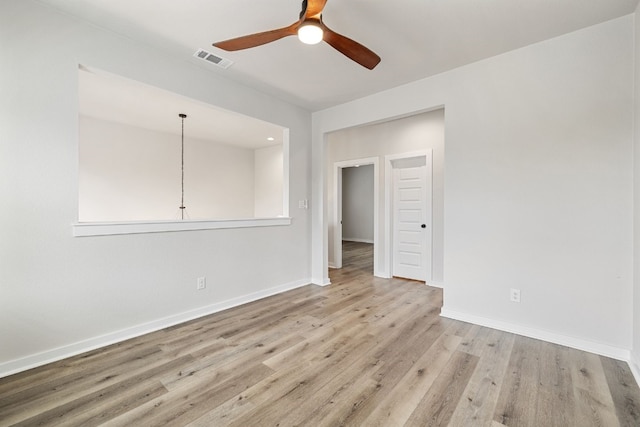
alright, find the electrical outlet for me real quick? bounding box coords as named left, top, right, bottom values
left=197, top=277, right=206, bottom=290
left=510, top=288, right=521, bottom=303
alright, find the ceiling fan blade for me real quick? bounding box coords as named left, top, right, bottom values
left=213, top=22, right=299, bottom=51
left=304, top=0, right=328, bottom=19
left=322, top=25, right=381, bottom=70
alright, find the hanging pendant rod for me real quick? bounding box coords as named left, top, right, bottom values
left=179, top=113, right=187, bottom=220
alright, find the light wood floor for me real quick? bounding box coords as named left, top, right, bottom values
left=2, top=241, right=640, bottom=426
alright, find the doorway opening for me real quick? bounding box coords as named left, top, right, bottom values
left=341, top=165, right=374, bottom=273
left=332, top=157, right=379, bottom=275
left=323, top=107, right=444, bottom=286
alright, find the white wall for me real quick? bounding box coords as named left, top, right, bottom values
left=342, top=165, right=374, bottom=243
left=327, top=110, right=445, bottom=282
left=79, top=116, right=256, bottom=221
left=254, top=144, right=284, bottom=217
left=313, top=16, right=634, bottom=358
left=0, top=0, right=311, bottom=376
left=632, top=5, right=640, bottom=379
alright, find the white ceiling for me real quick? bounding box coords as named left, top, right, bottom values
left=41, top=0, right=639, bottom=111
left=79, top=66, right=285, bottom=149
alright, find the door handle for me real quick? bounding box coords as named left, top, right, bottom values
left=421, top=224, right=426, bottom=228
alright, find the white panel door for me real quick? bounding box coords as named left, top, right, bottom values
left=393, top=166, right=430, bottom=281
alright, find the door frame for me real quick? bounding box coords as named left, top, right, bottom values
left=385, top=150, right=433, bottom=281
left=332, top=157, right=379, bottom=274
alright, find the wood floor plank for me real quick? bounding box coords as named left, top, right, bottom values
left=304, top=375, right=384, bottom=427
left=160, top=331, right=305, bottom=393
left=260, top=318, right=369, bottom=372
left=568, top=349, right=618, bottom=426
left=601, top=356, right=640, bottom=426
left=278, top=355, right=384, bottom=427
left=240, top=352, right=384, bottom=427
left=263, top=284, right=434, bottom=372
left=316, top=311, right=450, bottom=426
left=225, top=332, right=379, bottom=426
left=184, top=395, right=256, bottom=427
left=215, top=296, right=327, bottom=339
left=159, top=313, right=313, bottom=389
left=532, top=341, right=576, bottom=427
left=405, top=349, right=480, bottom=426
left=359, top=332, right=462, bottom=426
left=0, top=346, right=182, bottom=424
left=7, top=355, right=193, bottom=426
left=104, top=363, right=273, bottom=426
left=159, top=285, right=323, bottom=341
left=0, top=337, right=167, bottom=401
left=2, top=242, right=640, bottom=426
left=447, top=328, right=515, bottom=426
left=458, top=324, right=493, bottom=356
left=447, top=319, right=476, bottom=338
left=492, top=336, right=543, bottom=426
left=304, top=281, right=414, bottom=323
left=13, top=381, right=167, bottom=427
left=305, top=286, right=376, bottom=318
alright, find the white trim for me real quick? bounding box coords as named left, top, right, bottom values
left=72, top=217, right=292, bottom=237
left=310, top=127, right=329, bottom=287
left=332, top=157, right=379, bottom=276
left=426, top=280, right=444, bottom=289
left=629, top=354, right=640, bottom=388
left=334, top=164, right=343, bottom=269
left=342, top=238, right=374, bottom=244
left=282, top=128, right=291, bottom=218
left=0, top=278, right=311, bottom=378
left=311, top=277, right=331, bottom=286
left=440, top=308, right=630, bottom=361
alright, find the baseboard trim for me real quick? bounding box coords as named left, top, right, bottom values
left=342, top=238, right=374, bottom=244
left=440, top=308, right=630, bottom=361
left=0, top=278, right=312, bottom=379
left=311, top=277, right=331, bottom=287
left=426, top=280, right=444, bottom=288
left=374, top=270, right=390, bottom=279
left=630, top=354, right=640, bottom=388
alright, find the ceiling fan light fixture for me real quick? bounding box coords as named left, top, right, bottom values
left=298, top=22, right=323, bottom=45
left=212, top=0, right=380, bottom=69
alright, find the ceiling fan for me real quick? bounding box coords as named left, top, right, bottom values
left=213, top=0, right=381, bottom=70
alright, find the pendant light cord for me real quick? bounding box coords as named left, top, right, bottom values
left=179, top=113, right=187, bottom=220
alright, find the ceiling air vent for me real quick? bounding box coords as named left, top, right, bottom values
left=194, top=49, right=233, bottom=69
